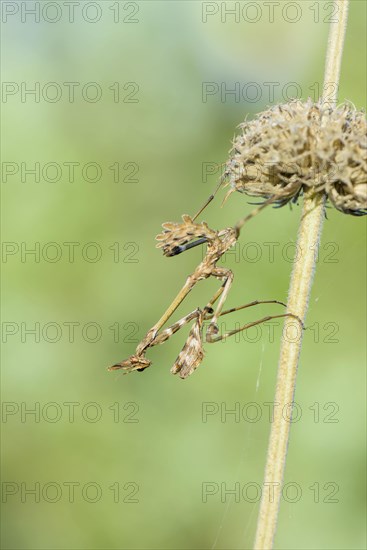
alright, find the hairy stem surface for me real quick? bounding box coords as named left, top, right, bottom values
left=253, top=2, right=350, bottom=548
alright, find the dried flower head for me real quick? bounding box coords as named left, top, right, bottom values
left=225, top=99, right=367, bottom=215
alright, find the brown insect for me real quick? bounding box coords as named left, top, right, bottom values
left=108, top=190, right=302, bottom=379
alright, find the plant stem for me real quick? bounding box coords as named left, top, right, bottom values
left=253, top=2, right=350, bottom=548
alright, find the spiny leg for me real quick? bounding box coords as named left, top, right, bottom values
left=171, top=305, right=299, bottom=379
left=202, top=298, right=289, bottom=325
left=191, top=164, right=282, bottom=223
left=110, top=276, right=203, bottom=373
left=202, top=279, right=228, bottom=312
left=109, top=307, right=208, bottom=373
left=115, top=299, right=277, bottom=358
left=141, top=286, right=228, bottom=379
left=169, top=289, right=271, bottom=378
left=220, top=299, right=287, bottom=317
left=149, top=287, right=232, bottom=379
left=191, top=162, right=282, bottom=223
left=200, top=285, right=286, bottom=323
left=169, top=302, right=300, bottom=378
left=205, top=313, right=303, bottom=344
left=139, top=216, right=223, bottom=353
left=136, top=275, right=198, bottom=355
left=206, top=267, right=234, bottom=338
left=171, top=309, right=207, bottom=379
left=149, top=307, right=209, bottom=346
left=169, top=281, right=238, bottom=379
left=233, top=181, right=305, bottom=235
left=234, top=195, right=276, bottom=234
left=137, top=235, right=232, bottom=355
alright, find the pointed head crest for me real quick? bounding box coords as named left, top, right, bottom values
left=156, top=214, right=217, bottom=257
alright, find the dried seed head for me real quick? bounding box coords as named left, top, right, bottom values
left=225, top=99, right=367, bottom=215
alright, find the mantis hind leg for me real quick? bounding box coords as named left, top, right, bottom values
left=205, top=312, right=303, bottom=344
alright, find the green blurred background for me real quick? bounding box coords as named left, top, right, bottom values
left=1, top=1, right=366, bottom=548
